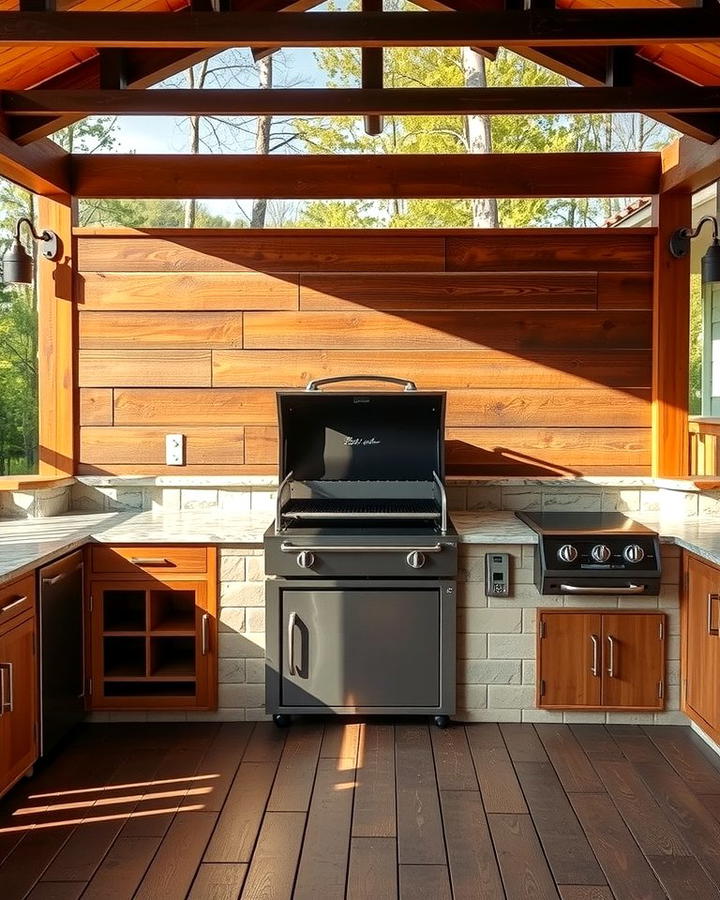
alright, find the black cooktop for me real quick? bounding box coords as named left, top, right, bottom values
left=516, top=511, right=657, bottom=537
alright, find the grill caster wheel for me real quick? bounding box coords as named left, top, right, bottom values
left=434, top=715, right=450, bottom=729
left=273, top=714, right=291, bottom=728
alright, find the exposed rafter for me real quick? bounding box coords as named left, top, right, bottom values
left=0, top=131, right=70, bottom=194
left=70, top=151, right=661, bottom=199
left=0, top=10, right=718, bottom=49
left=5, top=86, right=720, bottom=118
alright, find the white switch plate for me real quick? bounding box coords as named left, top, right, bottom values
left=165, top=433, right=185, bottom=466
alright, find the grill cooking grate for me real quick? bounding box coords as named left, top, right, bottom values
left=282, top=498, right=441, bottom=519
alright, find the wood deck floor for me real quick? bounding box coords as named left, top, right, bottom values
left=2, top=722, right=720, bottom=899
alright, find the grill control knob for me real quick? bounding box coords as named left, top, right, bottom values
left=591, top=544, right=612, bottom=563
left=557, top=544, right=578, bottom=564
left=623, top=544, right=645, bottom=564
left=407, top=551, right=426, bottom=569
left=296, top=551, right=315, bottom=569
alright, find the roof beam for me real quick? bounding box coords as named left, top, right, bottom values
left=661, top=136, right=720, bottom=194
left=362, top=0, right=384, bottom=137
left=7, top=86, right=720, bottom=117
left=70, top=151, right=661, bottom=199
left=0, top=132, right=70, bottom=194
left=0, top=9, right=719, bottom=49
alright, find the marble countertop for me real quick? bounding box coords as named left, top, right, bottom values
left=2, top=508, right=720, bottom=587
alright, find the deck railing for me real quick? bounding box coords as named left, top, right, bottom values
left=689, top=417, right=720, bottom=476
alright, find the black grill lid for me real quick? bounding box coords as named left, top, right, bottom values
left=277, top=376, right=445, bottom=482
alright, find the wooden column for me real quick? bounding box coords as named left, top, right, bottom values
left=37, top=193, right=75, bottom=476
left=652, top=189, right=692, bottom=477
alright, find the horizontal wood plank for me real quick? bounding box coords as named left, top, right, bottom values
left=79, top=427, right=245, bottom=465
left=76, top=234, right=446, bottom=273
left=212, top=349, right=653, bottom=390
left=447, top=233, right=654, bottom=271
left=597, top=272, right=653, bottom=310
left=78, top=271, right=299, bottom=310
left=243, top=310, right=652, bottom=351
left=79, top=350, right=212, bottom=388
left=79, top=312, right=244, bottom=350
left=79, top=388, right=113, bottom=426
left=299, top=271, right=598, bottom=311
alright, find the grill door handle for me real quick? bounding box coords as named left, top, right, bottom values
left=607, top=635, right=617, bottom=678
left=590, top=634, right=600, bottom=677
left=288, top=612, right=298, bottom=677
left=708, top=593, right=720, bottom=636
left=560, top=583, right=646, bottom=595
left=280, top=542, right=444, bottom=554
left=305, top=375, right=417, bottom=392
left=42, top=561, right=84, bottom=586
left=0, top=662, right=13, bottom=713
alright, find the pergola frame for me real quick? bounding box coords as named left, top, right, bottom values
left=0, top=2, right=716, bottom=483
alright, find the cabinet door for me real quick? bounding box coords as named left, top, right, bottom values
left=0, top=614, right=38, bottom=797
left=89, top=578, right=216, bottom=710
left=280, top=589, right=441, bottom=709
left=538, top=612, right=602, bottom=708
left=685, top=556, right=720, bottom=730
left=601, top=613, right=665, bottom=710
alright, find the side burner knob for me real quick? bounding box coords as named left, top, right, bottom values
left=623, top=544, right=645, bottom=564
left=591, top=544, right=612, bottom=563
left=557, top=544, right=578, bottom=563
left=297, top=551, right=315, bottom=569
left=407, top=551, right=426, bottom=569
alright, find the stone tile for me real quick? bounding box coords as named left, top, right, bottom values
left=457, top=582, right=488, bottom=608
left=245, top=708, right=273, bottom=722
left=457, top=684, right=488, bottom=709
left=500, top=488, right=541, bottom=511
left=601, top=489, right=641, bottom=512
left=459, top=709, right=521, bottom=723
left=447, top=484, right=467, bottom=511
left=219, top=658, right=246, bottom=683
left=246, top=608, right=265, bottom=632
left=699, top=491, right=720, bottom=517
left=522, top=608, right=537, bottom=633
left=658, top=489, right=698, bottom=518
left=220, top=583, right=265, bottom=607
left=667, top=635, right=680, bottom=660
left=250, top=491, right=277, bottom=513
left=487, top=684, right=535, bottom=709
left=219, top=554, right=247, bottom=580
left=605, top=712, right=656, bottom=725
left=218, top=683, right=265, bottom=709
left=460, top=608, right=522, bottom=634
left=219, top=607, right=246, bottom=634
left=457, top=634, right=487, bottom=659
left=562, top=711, right=607, bottom=724
left=487, top=634, right=535, bottom=659
left=522, top=659, right=535, bottom=684
left=246, top=659, right=265, bottom=683
left=542, top=491, right=602, bottom=513
left=521, top=709, right=563, bottom=723
left=219, top=490, right=252, bottom=512
left=219, top=632, right=265, bottom=658
left=639, top=489, right=661, bottom=513
left=667, top=659, right=680, bottom=686
left=460, top=660, right=521, bottom=685
left=246, top=556, right=266, bottom=582
left=653, top=711, right=689, bottom=725
left=191, top=709, right=247, bottom=722
left=181, top=489, right=219, bottom=510
left=466, top=486, right=502, bottom=511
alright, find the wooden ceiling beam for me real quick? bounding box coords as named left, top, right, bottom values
left=362, top=0, right=384, bottom=137
left=7, top=86, right=720, bottom=117
left=661, top=135, right=720, bottom=194
left=0, top=131, right=70, bottom=194
left=0, top=10, right=719, bottom=49
left=70, top=151, right=661, bottom=199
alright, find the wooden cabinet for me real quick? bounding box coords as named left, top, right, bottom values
left=0, top=575, right=38, bottom=798
left=87, top=545, right=217, bottom=711
left=537, top=609, right=665, bottom=711
left=684, top=554, right=720, bottom=736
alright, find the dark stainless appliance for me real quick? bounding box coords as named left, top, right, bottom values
left=264, top=375, right=458, bottom=728
left=38, top=551, right=85, bottom=755
left=517, top=511, right=661, bottom=596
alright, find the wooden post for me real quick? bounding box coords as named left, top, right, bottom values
left=36, top=193, right=75, bottom=476
left=652, top=189, right=692, bottom=477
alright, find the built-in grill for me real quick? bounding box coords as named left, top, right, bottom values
left=517, top=511, right=661, bottom=596
left=264, top=375, right=458, bottom=728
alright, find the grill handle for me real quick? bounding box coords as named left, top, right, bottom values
left=280, top=542, right=444, bottom=553
left=305, top=375, right=417, bottom=392
left=560, top=583, right=646, bottom=595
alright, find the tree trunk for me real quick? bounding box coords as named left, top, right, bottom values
left=462, top=47, right=498, bottom=228
left=251, top=55, right=273, bottom=228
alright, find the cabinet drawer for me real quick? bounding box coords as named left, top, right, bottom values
left=0, top=574, right=35, bottom=631
left=91, top=546, right=207, bottom=576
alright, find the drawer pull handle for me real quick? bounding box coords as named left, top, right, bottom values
left=560, top=583, right=645, bottom=595
left=42, top=561, right=84, bottom=587
left=708, top=593, right=720, bottom=636
left=0, top=662, right=14, bottom=714
left=607, top=635, right=617, bottom=678
left=1, top=596, right=27, bottom=614
left=201, top=613, right=210, bottom=656
left=590, top=634, right=599, bottom=677
left=129, top=557, right=171, bottom=566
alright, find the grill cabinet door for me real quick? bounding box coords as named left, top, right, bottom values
left=280, top=590, right=440, bottom=708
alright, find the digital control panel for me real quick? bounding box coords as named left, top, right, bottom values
left=486, top=552, right=510, bottom=597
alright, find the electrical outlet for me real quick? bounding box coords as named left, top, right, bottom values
left=165, top=433, right=185, bottom=466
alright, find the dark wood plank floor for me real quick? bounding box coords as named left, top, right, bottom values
left=2, top=722, right=720, bottom=899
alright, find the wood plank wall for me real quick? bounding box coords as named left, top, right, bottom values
left=74, top=227, right=655, bottom=476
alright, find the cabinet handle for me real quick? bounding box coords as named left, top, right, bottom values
left=129, top=557, right=170, bottom=566
left=288, top=611, right=298, bottom=677
left=0, top=662, right=13, bottom=713
left=0, top=595, right=26, bottom=614
left=42, top=561, right=84, bottom=586
left=607, top=635, right=617, bottom=678
left=590, top=634, right=599, bottom=677
left=201, top=613, right=210, bottom=656
left=709, top=593, right=720, bottom=636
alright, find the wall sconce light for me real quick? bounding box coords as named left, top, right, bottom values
left=1, top=217, right=61, bottom=285
left=670, top=215, right=720, bottom=288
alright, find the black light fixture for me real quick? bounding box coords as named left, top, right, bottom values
left=1, top=217, right=61, bottom=285
left=670, top=215, right=720, bottom=288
